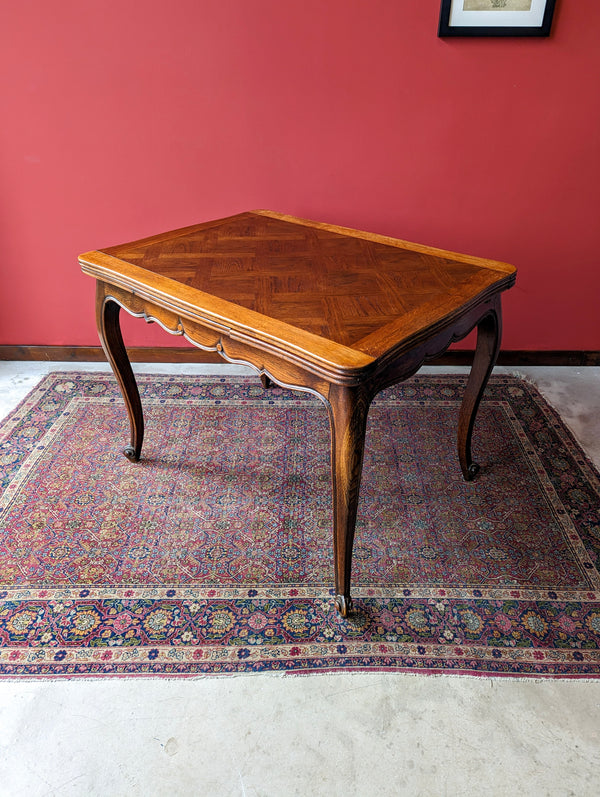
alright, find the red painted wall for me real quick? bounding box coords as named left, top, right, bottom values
left=1, top=1, right=598, bottom=350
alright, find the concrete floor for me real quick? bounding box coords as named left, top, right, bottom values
left=0, top=362, right=599, bottom=796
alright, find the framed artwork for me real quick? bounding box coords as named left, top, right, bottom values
left=438, top=0, right=557, bottom=37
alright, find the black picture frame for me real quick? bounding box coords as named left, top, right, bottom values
left=438, top=0, right=556, bottom=37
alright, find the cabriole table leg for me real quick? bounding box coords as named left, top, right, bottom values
left=457, top=298, right=502, bottom=481
left=96, top=285, right=144, bottom=462
left=327, top=383, right=372, bottom=617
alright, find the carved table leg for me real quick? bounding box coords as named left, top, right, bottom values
left=327, top=384, right=371, bottom=617
left=96, top=286, right=144, bottom=462
left=457, top=299, right=502, bottom=481
left=260, top=374, right=272, bottom=389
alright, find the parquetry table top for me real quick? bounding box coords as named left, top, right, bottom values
left=81, top=210, right=515, bottom=374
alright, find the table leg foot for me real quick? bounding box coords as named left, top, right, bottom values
left=260, top=374, right=272, bottom=389
left=458, top=299, right=502, bottom=481
left=96, top=288, right=145, bottom=461
left=334, top=594, right=353, bottom=618
left=123, top=446, right=140, bottom=463
left=466, top=462, right=480, bottom=481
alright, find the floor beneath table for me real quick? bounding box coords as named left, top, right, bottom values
left=1, top=362, right=599, bottom=796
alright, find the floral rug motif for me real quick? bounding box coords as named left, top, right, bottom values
left=0, top=372, right=599, bottom=678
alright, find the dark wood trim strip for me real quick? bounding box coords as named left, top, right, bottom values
left=451, top=351, right=600, bottom=367
left=1, top=345, right=599, bottom=367
left=0, top=346, right=223, bottom=363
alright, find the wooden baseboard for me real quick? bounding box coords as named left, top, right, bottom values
left=0, top=346, right=223, bottom=363
left=1, top=345, right=599, bottom=366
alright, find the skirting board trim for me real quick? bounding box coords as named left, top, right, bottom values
left=1, top=346, right=599, bottom=367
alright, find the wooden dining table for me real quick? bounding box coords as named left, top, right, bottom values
left=79, top=210, right=516, bottom=616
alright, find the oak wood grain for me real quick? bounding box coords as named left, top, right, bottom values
left=80, top=210, right=515, bottom=378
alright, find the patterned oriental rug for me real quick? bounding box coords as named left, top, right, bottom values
left=0, top=372, right=599, bottom=679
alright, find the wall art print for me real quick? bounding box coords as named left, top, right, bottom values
left=438, top=0, right=556, bottom=36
